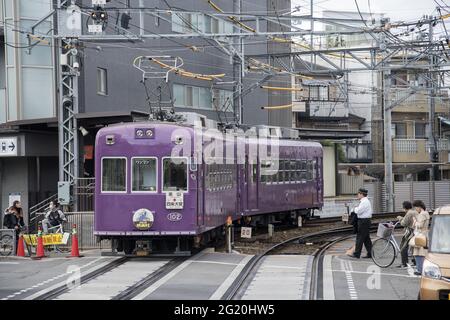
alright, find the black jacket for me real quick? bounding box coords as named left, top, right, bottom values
left=3, top=212, right=25, bottom=230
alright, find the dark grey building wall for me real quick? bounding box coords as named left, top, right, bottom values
left=0, top=157, right=29, bottom=222
left=78, top=0, right=291, bottom=127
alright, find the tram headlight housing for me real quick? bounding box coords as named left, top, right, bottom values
left=423, top=259, right=441, bottom=280
left=105, top=135, right=115, bottom=145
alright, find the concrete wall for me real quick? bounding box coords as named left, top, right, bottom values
left=0, top=157, right=29, bottom=222
left=323, top=146, right=336, bottom=197
left=0, top=156, right=58, bottom=224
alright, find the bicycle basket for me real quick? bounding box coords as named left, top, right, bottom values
left=377, top=223, right=394, bottom=238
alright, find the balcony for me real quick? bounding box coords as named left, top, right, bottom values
left=393, top=139, right=429, bottom=163
left=341, top=141, right=373, bottom=163
left=390, top=88, right=450, bottom=114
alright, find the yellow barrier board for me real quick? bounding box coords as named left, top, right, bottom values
left=23, top=233, right=70, bottom=246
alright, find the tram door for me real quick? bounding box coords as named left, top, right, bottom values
left=246, top=156, right=258, bottom=211
left=197, top=158, right=205, bottom=227
left=315, top=157, right=323, bottom=204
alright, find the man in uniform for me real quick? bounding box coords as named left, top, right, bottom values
left=349, top=188, right=373, bottom=259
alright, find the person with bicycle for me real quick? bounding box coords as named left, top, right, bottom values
left=3, top=201, right=25, bottom=254
left=396, top=201, right=417, bottom=269
left=42, top=200, right=67, bottom=234
left=349, top=188, right=373, bottom=259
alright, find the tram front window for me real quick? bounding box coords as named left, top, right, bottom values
left=132, top=158, right=157, bottom=192
left=102, top=158, right=126, bottom=192
left=163, top=157, right=188, bottom=192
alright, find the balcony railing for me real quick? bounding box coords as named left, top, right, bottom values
left=393, top=139, right=429, bottom=163
left=341, top=142, right=373, bottom=163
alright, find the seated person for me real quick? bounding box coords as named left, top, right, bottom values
left=42, top=201, right=67, bottom=233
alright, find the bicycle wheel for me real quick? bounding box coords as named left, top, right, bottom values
left=55, top=246, right=70, bottom=254
left=0, top=235, right=14, bottom=256
left=371, top=238, right=396, bottom=268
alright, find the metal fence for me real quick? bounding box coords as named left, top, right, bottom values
left=73, top=178, right=95, bottom=212
left=65, top=212, right=110, bottom=250
left=338, top=174, right=364, bottom=195
left=364, top=181, right=450, bottom=213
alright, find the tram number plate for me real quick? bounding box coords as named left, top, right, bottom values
left=166, top=192, right=184, bottom=209
left=241, top=227, right=252, bottom=239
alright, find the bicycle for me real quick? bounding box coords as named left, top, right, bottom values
left=371, top=221, right=403, bottom=268
left=42, top=221, right=70, bottom=254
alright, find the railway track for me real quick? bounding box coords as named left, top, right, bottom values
left=223, top=216, right=399, bottom=300
left=32, top=213, right=401, bottom=300
left=33, top=256, right=188, bottom=300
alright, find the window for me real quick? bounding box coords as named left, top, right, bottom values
left=97, top=68, right=108, bottom=95
left=186, top=86, right=193, bottom=107
left=132, top=158, right=157, bottom=192
left=199, top=87, right=211, bottom=109
left=415, top=122, right=427, bottom=138
left=102, top=158, right=126, bottom=192
left=163, top=157, right=188, bottom=192
left=173, top=84, right=184, bottom=106
left=172, top=12, right=188, bottom=33
left=393, top=123, right=406, bottom=138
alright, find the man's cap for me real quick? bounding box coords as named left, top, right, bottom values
left=358, top=188, right=368, bottom=195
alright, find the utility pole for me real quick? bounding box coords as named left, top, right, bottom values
left=383, top=69, right=394, bottom=212
left=233, top=0, right=244, bottom=125
left=57, top=0, right=80, bottom=209
left=428, top=20, right=437, bottom=181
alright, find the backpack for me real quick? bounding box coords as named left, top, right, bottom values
left=48, top=209, right=62, bottom=226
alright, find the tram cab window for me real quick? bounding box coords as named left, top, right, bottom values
left=163, top=157, right=188, bottom=192
left=102, top=158, right=126, bottom=192
left=132, top=158, right=157, bottom=192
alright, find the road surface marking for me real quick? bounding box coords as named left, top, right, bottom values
left=22, top=257, right=110, bottom=300
left=132, top=252, right=208, bottom=300
left=209, top=255, right=253, bottom=300
left=341, top=260, right=358, bottom=300
left=323, top=255, right=335, bottom=300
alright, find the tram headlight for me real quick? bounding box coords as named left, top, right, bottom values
left=136, top=129, right=144, bottom=137
left=145, top=129, right=153, bottom=137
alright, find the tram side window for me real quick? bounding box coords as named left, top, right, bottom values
left=290, top=160, right=296, bottom=183
left=163, top=157, right=188, bottom=192
left=295, top=160, right=302, bottom=181
left=307, top=160, right=313, bottom=180
left=312, top=159, right=317, bottom=180
left=102, top=158, right=126, bottom=192
left=300, top=160, right=308, bottom=181
left=132, top=158, right=157, bottom=192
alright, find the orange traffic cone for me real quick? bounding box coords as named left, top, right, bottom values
left=16, top=234, right=25, bottom=257
left=67, top=224, right=83, bottom=258
left=32, top=227, right=46, bottom=260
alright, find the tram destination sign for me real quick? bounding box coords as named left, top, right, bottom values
left=0, top=137, right=17, bottom=157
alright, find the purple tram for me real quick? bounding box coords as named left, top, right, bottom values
left=94, top=122, right=323, bottom=254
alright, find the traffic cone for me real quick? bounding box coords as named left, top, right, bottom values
left=32, top=227, right=46, bottom=260
left=67, top=224, right=83, bottom=258
left=16, top=234, right=25, bottom=257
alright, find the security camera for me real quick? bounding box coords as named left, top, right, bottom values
left=62, top=96, right=73, bottom=108
left=79, top=126, right=89, bottom=137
